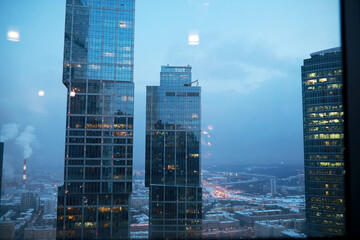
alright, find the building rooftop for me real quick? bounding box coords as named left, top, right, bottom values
left=282, top=229, right=306, bottom=238
left=161, top=65, right=191, bottom=72
left=310, top=47, right=341, bottom=57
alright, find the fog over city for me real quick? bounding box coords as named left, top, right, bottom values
left=0, top=0, right=340, bottom=180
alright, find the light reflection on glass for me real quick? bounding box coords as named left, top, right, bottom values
left=38, top=90, right=45, bottom=96
left=7, top=30, right=20, bottom=42
left=188, top=32, right=200, bottom=45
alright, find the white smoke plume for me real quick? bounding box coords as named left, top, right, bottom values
left=15, top=125, right=37, bottom=159
left=0, top=123, right=19, bottom=142
left=3, top=160, right=15, bottom=182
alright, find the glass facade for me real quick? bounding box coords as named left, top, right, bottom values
left=57, top=0, right=135, bottom=239
left=301, top=47, right=345, bottom=237
left=145, top=65, right=202, bottom=239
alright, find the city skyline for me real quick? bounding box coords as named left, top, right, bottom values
left=0, top=0, right=340, bottom=178
left=0, top=1, right=352, bottom=239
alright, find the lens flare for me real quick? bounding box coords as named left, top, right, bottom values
left=7, top=30, right=20, bottom=42
left=188, top=32, right=200, bottom=45
left=38, top=90, right=45, bottom=96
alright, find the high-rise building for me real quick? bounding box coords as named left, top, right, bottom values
left=145, top=65, right=202, bottom=239
left=20, top=192, right=40, bottom=212
left=57, top=0, right=135, bottom=239
left=301, top=47, right=345, bottom=237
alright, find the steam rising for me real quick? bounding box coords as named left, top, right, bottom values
left=0, top=123, right=19, bottom=142
left=15, top=125, right=37, bottom=159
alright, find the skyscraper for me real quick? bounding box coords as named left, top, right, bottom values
left=57, top=0, right=135, bottom=239
left=145, top=65, right=202, bottom=239
left=301, top=47, right=345, bottom=237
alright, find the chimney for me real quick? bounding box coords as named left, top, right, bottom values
left=22, top=159, right=27, bottom=189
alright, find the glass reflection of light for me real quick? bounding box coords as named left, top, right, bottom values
left=188, top=33, right=200, bottom=45
left=119, top=21, right=126, bottom=28
left=7, top=30, right=20, bottom=42
left=38, top=90, right=45, bottom=96
left=104, top=52, right=114, bottom=57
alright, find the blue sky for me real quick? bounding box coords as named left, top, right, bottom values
left=0, top=0, right=340, bottom=180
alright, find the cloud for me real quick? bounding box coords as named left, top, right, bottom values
left=3, top=160, right=15, bottom=182
left=0, top=123, right=19, bottom=142
left=15, top=125, right=37, bottom=159
left=168, top=38, right=290, bottom=94
left=204, top=61, right=286, bottom=94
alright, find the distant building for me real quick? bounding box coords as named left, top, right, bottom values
left=301, top=47, right=345, bottom=236
left=255, top=218, right=305, bottom=238
left=132, top=197, right=148, bottom=210
left=20, top=193, right=39, bottom=212
left=42, top=214, right=57, bottom=226
left=234, top=205, right=304, bottom=227
left=281, top=229, right=307, bottom=238
left=270, top=178, right=276, bottom=196
left=145, top=65, right=202, bottom=239
left=0, top=221, right=16, bottom=240
left=43, top=198, right=56, bottom=215
left=202, top=215, right=242, bottom=239
left=24, top=226, right=56, bottom=240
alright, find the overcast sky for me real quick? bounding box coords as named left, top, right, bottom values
left=0, top=0, right=340, bottom=181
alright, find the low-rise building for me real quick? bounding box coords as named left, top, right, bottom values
left=24, top=226, right=56, bottom=239
left=255, top=218, right=305, bottom=238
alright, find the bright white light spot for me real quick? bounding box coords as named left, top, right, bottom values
left=202, top=131, right=208, bottom=135
left=104, top=52, right=114, bottom=57
left=119, top=22, right=126, bottom=28
left=90, top=64, right=100, bottom=70
left=38, top=90, right=45, bottom=96
left=208, top=125, right=213, bottom=130
left=188, top=33, right=200, bottom=45
left=204, top=2, right=211, bottom=7
left=7, top=30, right=20, bottom=42
left=207, top=142, right=212, bottom=146
left=70, top=91, right=76, bottom=97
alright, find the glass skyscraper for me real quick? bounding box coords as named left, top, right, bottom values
left=57, top=0, right=135, bottom=239
left=145, top=65, right=202, bottom=239
left=301, top=47, right=345, bottom=237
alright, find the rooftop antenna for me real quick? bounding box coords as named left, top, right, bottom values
left=184, top=79, right=199, bottom=86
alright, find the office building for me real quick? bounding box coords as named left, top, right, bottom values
left=301, top=47, right=345, bottom=236
left=57, top=0, right=136, bottom=239
left=145, top=65, right=202, bottom=239
left=20, top=192, right=40, bottom=212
